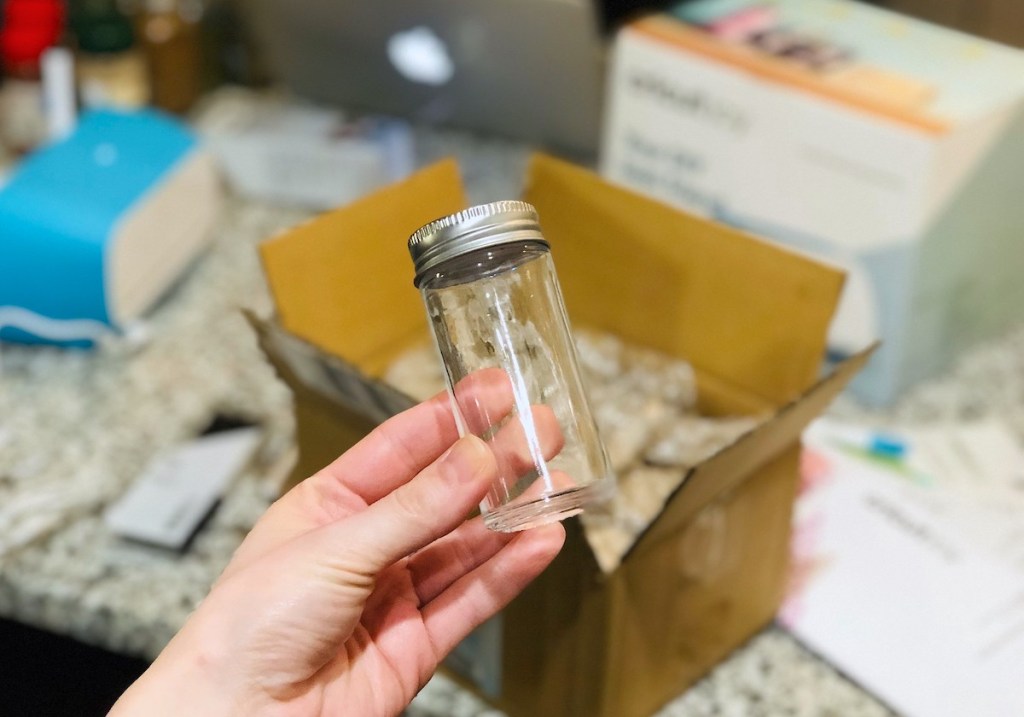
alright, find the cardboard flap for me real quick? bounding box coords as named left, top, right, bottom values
left=629, top=346, right=876, bottom=560
left=523, top=154, right=846, bottom=406
left=248, top=313, right=417, bottom=424
left=259, top=160, right=467, bottom=375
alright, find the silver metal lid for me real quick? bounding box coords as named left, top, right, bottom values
left=408, top=200, right=547, bottom=286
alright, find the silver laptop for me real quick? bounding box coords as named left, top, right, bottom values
left=246, top=0, right=607, bottom=154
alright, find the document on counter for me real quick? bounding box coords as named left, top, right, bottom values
left=781, top=419, right=1024, bottom=717
left=104, top=423, right=263, bottom=551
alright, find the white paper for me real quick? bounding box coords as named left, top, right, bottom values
left=104, top=427, right=262, bottom=549
left=781, top=419, right=1024, bottom=717
left=201, top=99, right=415, bottom=210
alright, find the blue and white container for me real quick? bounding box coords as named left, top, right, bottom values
left=0, top=109, right=222, bottom=345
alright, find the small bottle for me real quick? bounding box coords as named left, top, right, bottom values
left=71, top=0, right=150, bottom=109
left=138, top=0, right=204, bottom=113
left=409, top=201, right=614, bottom=532
left=0, top=0, right=64, bottom=152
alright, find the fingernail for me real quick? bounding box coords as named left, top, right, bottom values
left=441, top=436, right=489, bottom=484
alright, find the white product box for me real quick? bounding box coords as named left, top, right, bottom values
left=601, top=0, right=1024, bottom=405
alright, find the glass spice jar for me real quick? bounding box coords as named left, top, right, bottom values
left=409, top=200, right=614, bottom=532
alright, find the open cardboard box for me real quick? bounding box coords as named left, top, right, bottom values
left=256, top=155, right=870, bottom=717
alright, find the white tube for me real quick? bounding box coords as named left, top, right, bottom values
left=42, top=47, right=77, bottom=142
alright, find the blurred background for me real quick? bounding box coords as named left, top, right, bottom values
left=0, top=1, right=1022, bottom=716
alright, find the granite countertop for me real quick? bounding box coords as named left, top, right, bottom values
left=4, top=120, right=1022, bottom=715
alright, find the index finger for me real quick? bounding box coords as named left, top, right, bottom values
left=219, top=368, right=514, bottom=581
left=320, top=367, right=514, bottom=507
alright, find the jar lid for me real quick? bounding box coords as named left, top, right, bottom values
left=408, top=200, right=547, bottom=286
left=74, top=12, right=136, bottom=54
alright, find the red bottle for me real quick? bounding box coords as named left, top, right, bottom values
left=0, top=0, right=66, bottom=151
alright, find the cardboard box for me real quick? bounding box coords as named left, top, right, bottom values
left=257, top=155, right=867, bottom=716
left=601, top=0, right=1024, bottom=405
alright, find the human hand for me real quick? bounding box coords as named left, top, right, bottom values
left=110, top=371, right=565, bottom=716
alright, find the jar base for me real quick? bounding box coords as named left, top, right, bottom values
left=483, top=483, right=611, bottom=533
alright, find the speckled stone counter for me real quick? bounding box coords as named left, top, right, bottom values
left=9, top=120, right=1020, bottom=715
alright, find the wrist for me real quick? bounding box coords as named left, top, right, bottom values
left=109, top=621, right=243, bottom=716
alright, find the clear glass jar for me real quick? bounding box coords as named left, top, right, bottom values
left=409, top=200, right=613, bottom=532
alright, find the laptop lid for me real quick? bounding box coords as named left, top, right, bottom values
left=246, top=0, right=607, bottom=154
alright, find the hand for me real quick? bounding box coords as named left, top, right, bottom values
left=111, top=374, right=565, bottom=716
